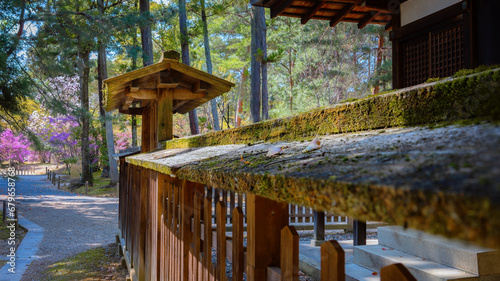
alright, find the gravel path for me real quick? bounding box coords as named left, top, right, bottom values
left=0, top=175, right=118, bottom=280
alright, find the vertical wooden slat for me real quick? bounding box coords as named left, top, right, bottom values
left=216, top=201, right=226, bottom=281
left=167, top=178, right=172, bottom=281
left=232, top=207, right=244, bottom=281
left=237, top=192, right=243, bottom=208
left=151, top=171, right=159, bottom=281
left=137, top=168, right=148, bottom=281
left=159, top=174, right=166, bottom=281
left=230, top=191, right=235, bottom=223
left=280, top=226, right=299, bottom=281
left=321, top=240, right=345, bottom=281
left=141, top=106, right=151, bottom=153
left=381, top=263, right=416, bottom=281
left=181, top=180, right=195, bottom=281
left=204, top=196, right=214, bottom=281
left=174, top=184, right=179, bottom=281
left=246, top=194, right=289, bottom=281
left=194, top=193, right=203, bottom=281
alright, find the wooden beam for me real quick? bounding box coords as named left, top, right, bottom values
left=158, top=70, right=181, bottom=88
left=271, top=0, right=295, bottom=19
left=358, top=10, right=382, bottom=29
left=126, top=89, right=157, bottom=100
left=301, top=1, right=325, bottom=24
left=172, top=88, right=205, bottom=100
left=158, top=88, right=173, bottom=142
left=192, top=80, right=209, bottom=93
left=330, top=3, right=357, bottom=27
left=119, top=107, right=144, bottom=115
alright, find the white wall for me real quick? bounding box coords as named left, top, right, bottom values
left=401, top=0, right=461, bottom=26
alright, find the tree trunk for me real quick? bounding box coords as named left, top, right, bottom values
left=97, top=0, right=118, bottom=185
left=179, top=0, right=199, bottom=134
left=250, top=2, right=265, bottom=123
left=201, top=0, right=220, bottom=131
left=372, top=31, right=385, bottom=95
left=235, top=67, right=247, bottom=127
left=79, top=49, right=93, bottom=185
left=140, top=0, right=154, bottom=66
left=97, top=18, right=119, bottom=185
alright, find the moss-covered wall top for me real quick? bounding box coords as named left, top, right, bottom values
left=126, top=68, right=500, bottom=248
left=161, top=68, right=500, bottom=150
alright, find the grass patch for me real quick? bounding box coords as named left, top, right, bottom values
left=42, top=243, right=127, bottom=281
left=63, top=170, right=117, bottom=197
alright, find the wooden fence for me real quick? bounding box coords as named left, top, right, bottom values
left=118, top=160, right=415, bottom=281
left=0, top=166, right=36, bottom=175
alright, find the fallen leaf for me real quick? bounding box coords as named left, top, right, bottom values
left=372, top=272, right=378, bottom=276
left=240, top=154, right=250, bottom=164
left=303, top=137, right=321, bottom=152
left=267, top=145, right=284, bottom=157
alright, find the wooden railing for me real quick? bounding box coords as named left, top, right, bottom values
left=0, top=166, right=36, bottom=175
left=118, top=159, right=416, bottom=281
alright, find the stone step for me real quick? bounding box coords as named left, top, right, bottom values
left=378, top=226, right=500, bottom=275
left=354, top=245, right=479, bottom=281
left=345, top=262, right=381, bottom=281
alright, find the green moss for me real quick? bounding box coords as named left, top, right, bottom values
left=426, top=77, right=442, bottom=83
left=42, top=244, right=121, bottom=281
left=453, top=65, right=500, bottom=78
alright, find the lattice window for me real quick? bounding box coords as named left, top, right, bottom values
left=402, top=20, right=464, bottom=87
left=403, top=36, right=429, bottom=87
left=430, top=22, right=464, bottom=79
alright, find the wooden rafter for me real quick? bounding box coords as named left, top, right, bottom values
left=330, top=2, right=357, bottom=27
left=357, top=10, right=382, bottom=29
left=301, top=1, right=325, bottom=24
left=121, top=87, right=134, bottom=111
left=271, top=0, right=295, bottom=19
left=173, top=100, right=189, bottom=112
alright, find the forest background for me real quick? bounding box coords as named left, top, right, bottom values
left=0, top=0, right=392, bottom=185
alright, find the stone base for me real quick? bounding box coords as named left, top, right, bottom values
left=310, top=239, right=325, bottom=247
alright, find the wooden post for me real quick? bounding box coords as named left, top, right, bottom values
left=141, top=105, right=151, bottom=153
left=246, top=194, right=289, bottom=281
left=232, top=207, right=244, bottom=281
left=216, top=201, right=227, bottom=281
left=280, top=226, right=299, bottom=281
left=312, top=210, right=325, bottom=246
left=158, top=88, right=173, bottom=142
left=57, top=176, right=61, bottom=189
left=353, top=220, right=366, bottom=246
left=321, top=240, right=345, bottom=281
left=381, top=263, right=416, bottom=281
left=85, top=181, right=88, bottom=195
